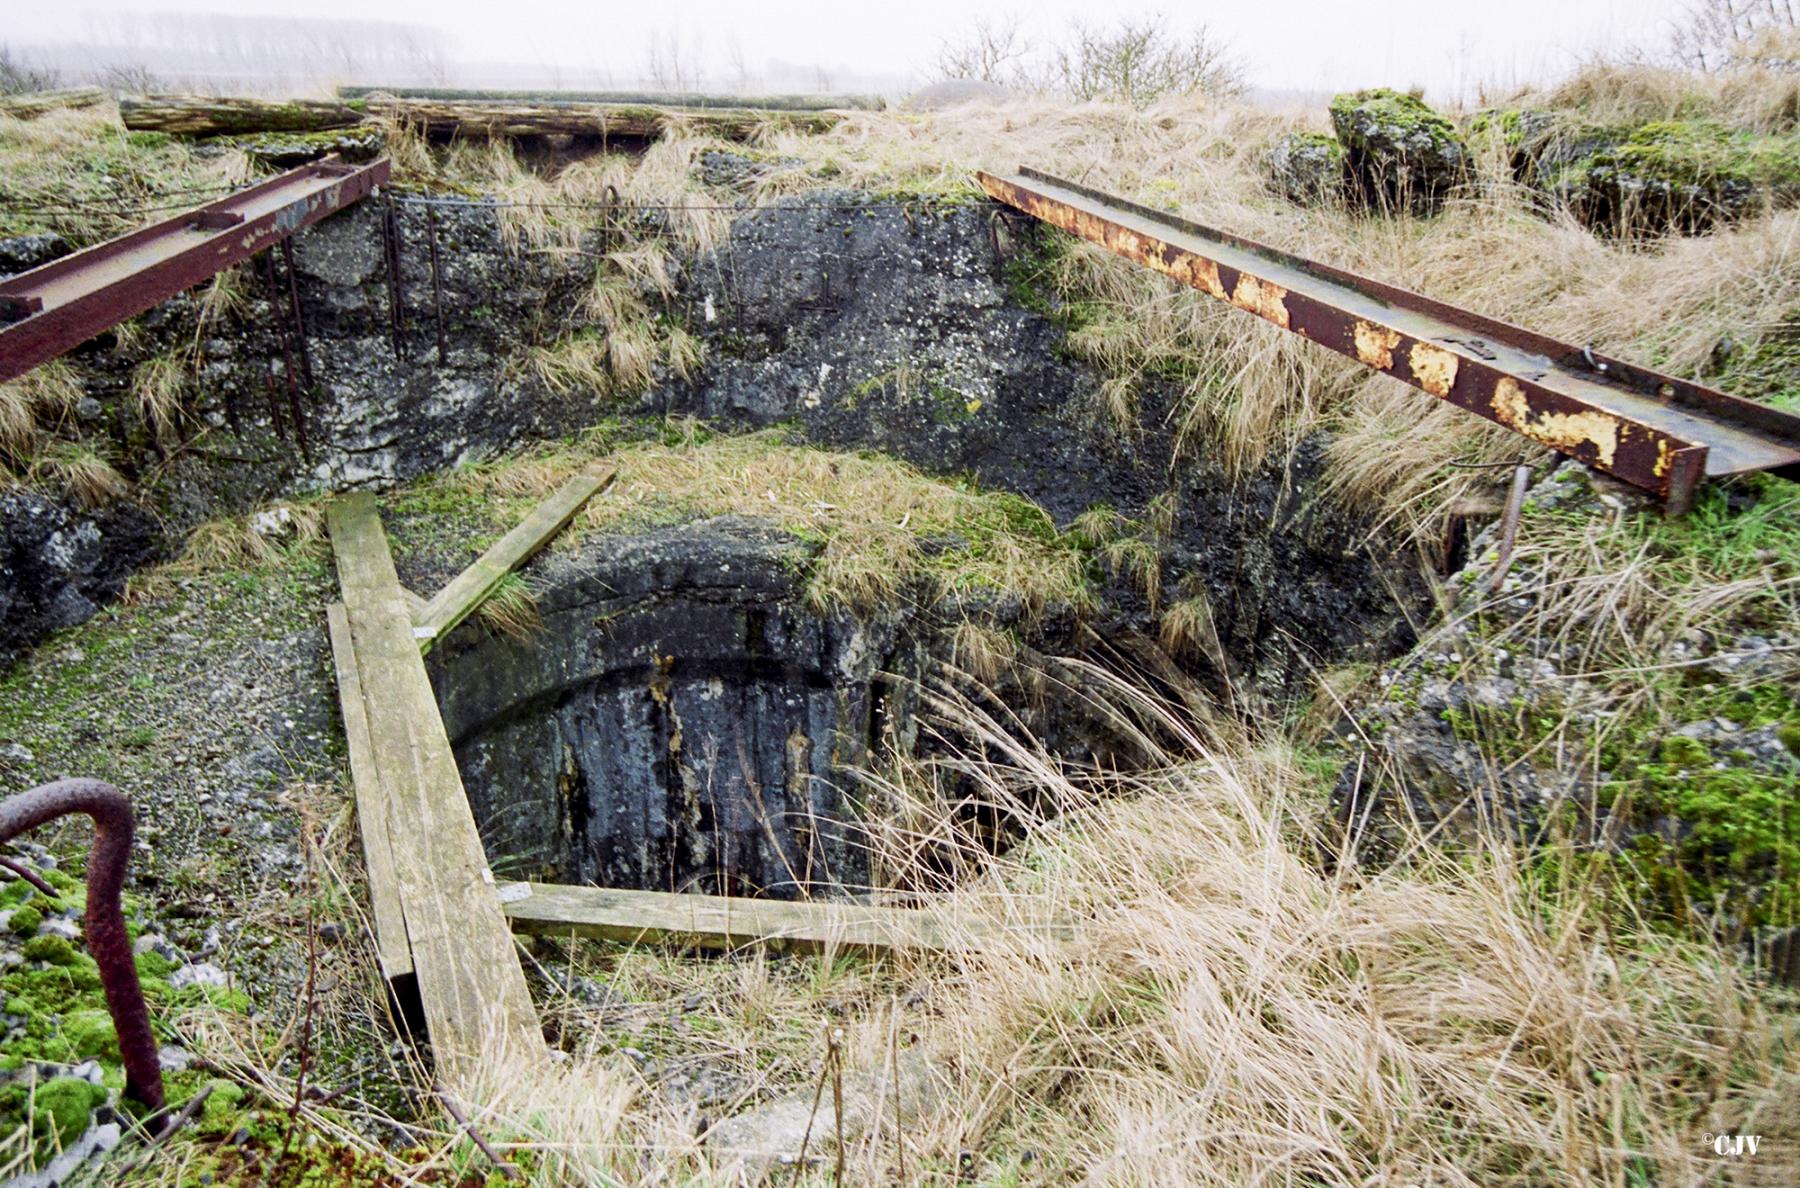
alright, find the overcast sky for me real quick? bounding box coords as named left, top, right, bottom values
left=7, top=1, right=1694, bottom=99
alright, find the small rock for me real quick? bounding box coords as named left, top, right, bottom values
left=170, top=962, right=228, bottom=991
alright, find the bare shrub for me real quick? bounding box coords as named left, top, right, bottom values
left=0, top=44, right=59, bottom=95
left=933, top=14, right=1036, bottom=86
left=1674, top=0, right=1800, bottom=71
left=1052, top=14, right=1241, bottom=105
left=933, top=13, right=1241, bottom=104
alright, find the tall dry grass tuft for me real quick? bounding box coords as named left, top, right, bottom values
left=0, top=361, right=82, bottom=455
left=842, top=667, right=1799, bottom=1184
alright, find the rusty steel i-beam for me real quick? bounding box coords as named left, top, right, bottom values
left=0, top=155, right=390, bottom=386
left=979, top=167, right=1800, bottom=511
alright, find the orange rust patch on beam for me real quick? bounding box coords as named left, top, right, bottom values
left=1168, top=254, right=1228, bottom=300
left=1490, top=377, right=1620, bottom=468
left=1409, top=343, right=1460, bottom=398
left=1231, top=274, right=1290, bottom=329
left=1354, top=322, right=1402, bottom=370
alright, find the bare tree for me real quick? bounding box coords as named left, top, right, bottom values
left=935, top=14, right=1035, bottom=85
left=1053, top=15, right=1241, bottom=106
left=647, top=27, right=704, bottom=93
left=1672, top=0, right=1800, bottom=70
left=725, top=34, right=755, bottom=92
left=0, top=44, right=61, bottom=95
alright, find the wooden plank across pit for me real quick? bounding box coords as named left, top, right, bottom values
left=410, top=465, right=615, bottom=652
left=326, top=494, right=545, bottom=1079
left=499, top=881, right=1077, bottom=954
left=325, top=468, right=1068, bottom=1079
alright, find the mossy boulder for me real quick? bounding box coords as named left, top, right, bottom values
left=1558, top=120, right=1800, bottom=234
left=1264, top=131, right=1346, bottom=205
left=1329, top=88, right=1471, bottom=214
left=8, top=905, right=43, bottom=936
left=1466, top=108, right=1620, bottom=183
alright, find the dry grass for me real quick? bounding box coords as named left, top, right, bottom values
left=123, top=500, right=325, bottom=603
left=31, top=440, right=126, bottom=508
left=130, top=352, right=188, bottom=439
left=0, top=103, right=250, bottom=246
left=0, top=360, right=81, bottom=456
left=475, top=571, right=543, bottom=640
left=385, top=121, right=725, bottom=403
left=1526, top=42, right=1800, bottom=133
left=318, top=667, right=1792, bottom=1185
left=950, top=619, right=1020, bottom=684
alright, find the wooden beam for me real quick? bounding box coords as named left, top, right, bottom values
left=119, top=94, right=364, bottom=136
left=324, top=603, right=413, bottom=982
left=411, top=465, right=614, bottom=651
left=327, top=495, right=545, bottom=1080
left=498, top=881, right=1077, bottom=955
left=362, top=98, right=841, bottom=141
left=340, top=85, right=886, bottom=112
left=0, top=87, right=106, bottom=119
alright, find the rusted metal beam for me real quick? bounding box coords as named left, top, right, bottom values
left=979, top=167, right=1800, bottom=510
left=0, top=156, right=390, bottom=386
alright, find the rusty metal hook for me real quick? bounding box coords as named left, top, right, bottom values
left=0, top=779, right=164, bottom=1113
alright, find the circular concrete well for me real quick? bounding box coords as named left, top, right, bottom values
left=428, top=516, right=924, bottom=899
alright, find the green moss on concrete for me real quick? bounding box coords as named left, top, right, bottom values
left=1709, top=322, right=1800, bottom=414
left=227, top=126, right=386, bottom=167
left=1659, top=735, right=1711, bottom=768
left=29, top=1076, right=106, bottom=1145
left=59, top=1008, right=120, bottom=1060
left=1559, top=119, right=1800, bottom=232
left=200, top=1080, right=246, bottom=1124
left=1431, top=481, right=1800, bottom=931
left=22, top=934, right=76, bottom=966
left=1329, top=88, right=1465, bottom=156
left=8, top=905, right=43, bottom=936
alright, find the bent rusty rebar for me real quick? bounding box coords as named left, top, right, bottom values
left=0, top=779, right=165, bottom=1112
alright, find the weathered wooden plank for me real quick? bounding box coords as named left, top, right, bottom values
left=119, top=94, right=364, bottom=136
left=498, top=881, right=1077, bottom=954
left=362, top=97, right=841, bottom=141
left=411, top=465, right=614, bottom=650
left=325, top=602, right=413, bottom=982
left=0, top=87, right=106, bottom=119
left=327, top=495, right=545, bottom=1079
left=341, top=85, right=886, bottom=111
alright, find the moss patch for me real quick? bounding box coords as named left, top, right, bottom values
left=1556, top=119, right=1800, bottom=232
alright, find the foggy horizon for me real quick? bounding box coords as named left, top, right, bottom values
left=4, top=1, right=1692, bottom=103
